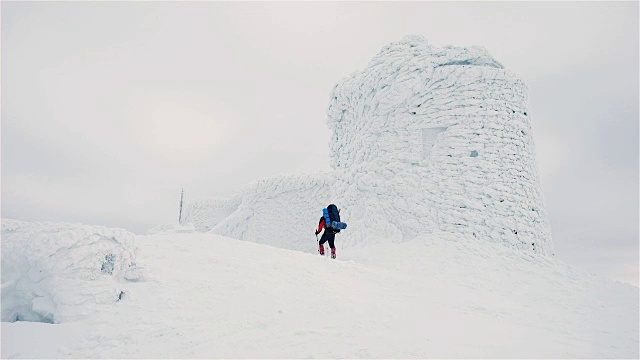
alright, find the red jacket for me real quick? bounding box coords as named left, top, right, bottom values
left=317, top=217, right=327, bottom=234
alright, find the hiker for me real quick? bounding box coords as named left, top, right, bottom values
left=315, top=204, right=346, bottom=259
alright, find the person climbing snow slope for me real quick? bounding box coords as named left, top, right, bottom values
left=315, top=204, right=344, bottom=259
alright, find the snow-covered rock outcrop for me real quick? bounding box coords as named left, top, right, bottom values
left=185, top=35, right=553, bottom=255
left=1, top=219, right=144, bottom=323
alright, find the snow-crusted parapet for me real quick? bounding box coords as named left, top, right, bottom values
left=181, top=196, right=241, bottom=232
left=1, top=219, right=144, bottom=324
left=327, top=35, right=552, bottom=254
left=186, top=35, right=553, bottom=255
left=207, top=172, right=332, bottom=252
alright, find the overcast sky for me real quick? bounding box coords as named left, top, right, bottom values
left=2, top=1, right=638, bottom=286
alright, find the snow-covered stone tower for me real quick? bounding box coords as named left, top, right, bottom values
left=327, top=35, right=553, bottom=254
left=184, top=35, right=553, bottom=255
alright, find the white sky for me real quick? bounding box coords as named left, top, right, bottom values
left=2, top=1, right=638, bottom=286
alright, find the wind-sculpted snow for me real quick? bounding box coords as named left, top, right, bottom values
left=205, top=173, right=334, bottom=252
left=184, top=35, right=553, bottom=255
left=181, top=196, right=242, bottom=232
left=1, top=219, right=145, bottom=324
left=3, top=232, right=636, bottom=358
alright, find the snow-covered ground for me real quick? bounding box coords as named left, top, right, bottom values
left=2, top=225, right=637, bottom=358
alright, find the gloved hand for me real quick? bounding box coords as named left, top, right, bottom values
left=314, top=230, right=319, bottom=235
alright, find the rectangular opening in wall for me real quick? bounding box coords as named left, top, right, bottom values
left=422, top=127, right=447, bottom=160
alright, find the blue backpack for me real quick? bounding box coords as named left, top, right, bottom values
left=323, top=204, right=347, bottom=230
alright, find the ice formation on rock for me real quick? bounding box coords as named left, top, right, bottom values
left=184, top=35, right=553, bottom=255
left=1, top=219, right=143, bottom=323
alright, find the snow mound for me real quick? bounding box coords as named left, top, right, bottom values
left=184, top=35, right=552, bottom=256
left=1, top=219, right=145, bottom=323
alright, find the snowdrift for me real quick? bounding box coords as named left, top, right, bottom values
left=1, top=219, right=145, bottom=323
left=3, top=232, right=636, bottom=358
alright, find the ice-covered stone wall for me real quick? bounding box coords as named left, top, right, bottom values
left=184, top=35, right=553, bottom=255
left=327, top=35, right=552, bottom=254
left=182, top=197, right=242, bottom=233
left=196, top=173, right=333, bottom=252
left=1, top=220, right=145, bottom=323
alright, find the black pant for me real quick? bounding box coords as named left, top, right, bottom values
left=319, top=232, right=336, bottom=249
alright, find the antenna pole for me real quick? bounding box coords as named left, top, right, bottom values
left=178, top=188, right=184, bottom=225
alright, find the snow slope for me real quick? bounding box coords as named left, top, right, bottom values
left=184, top=35, right=553, bottom=256
left=2, top=229, right=637, bottom=358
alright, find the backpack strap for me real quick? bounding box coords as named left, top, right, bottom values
left=322, top=208, right=332, bottom=228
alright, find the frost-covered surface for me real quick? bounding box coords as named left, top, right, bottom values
left=2, top=232, right=636, bottom=358
left=181, top=196, right=241, bottom=232
left=328, top=35, right=551, bottom=253
left=208, top=173, right=333, bottom=252
left=1, top=219, right=144, bottom=324
left=185, top=36, right=552, bottom=255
